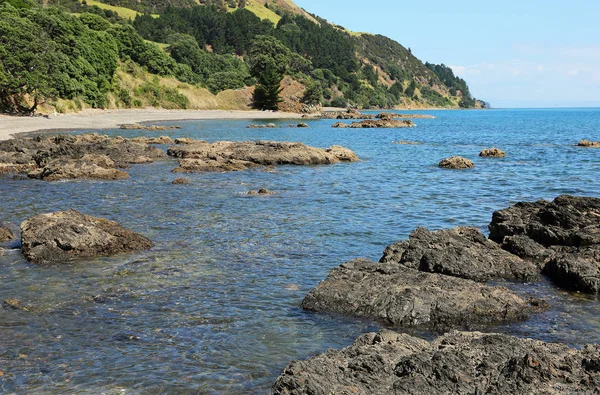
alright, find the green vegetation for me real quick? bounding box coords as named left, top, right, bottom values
left=0, top=0, right=483, bottom=115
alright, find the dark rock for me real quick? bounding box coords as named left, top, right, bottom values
left=3, top=298, right=32, bottom=312
left=119, top=124, right=180, bottom=131
left=322, top=109, right=375, bottom=120
left=380, top=226, right=539, bottom=282
left=297, top=122, right=309, bottom=128
left=130, top=136, right=175, bottom=144
left=577, top=139, right=600, bottom=147
left=247, top=188, right=274, bottom=195
left=489, top=195, right=600, bottom=293
left=21, top=210, right=153, bottom=264
left=172, top=177, right=190, bottom=184
left=168, top=140, right=358, bottom=173
left=301, top=258, right=544, bottom=330
left=438, top=156, right=474, bottom=169
left=0, top=133, right=166, bottom=181
left=480, top=147, right=506, bottom=157
left=331, top=122, right=348, bottom=128
left=271, top=330, right=600, bottom=395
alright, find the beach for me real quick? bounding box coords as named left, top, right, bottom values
left=0, top=108, right=304, bottom=141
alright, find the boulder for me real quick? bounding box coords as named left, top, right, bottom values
left=301, top=258, right=545, bottom=330
left=489, top=195, right=600, bottom=293
left=577, top=139, right=600, bottom=147
left=380, top=226, right=539, bottom=282
left=479, top=147, right=506, bottom=157
left=438, top=156, right=474, bottom=169
left=21, top=210, right=153, bottom=264
left=168, top=140, right=358, bottom=172
left=331, top=122, right=348, bottom=128
left=271, top=330, right=600, bottom=395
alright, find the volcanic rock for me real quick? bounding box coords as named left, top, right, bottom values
left=380, top=226, right=539, bottom=282
left=271, top=330, right=600, bottom=395
left=301, top=258, right=544, bottom=330
left=21, top=210, right=153, bottom=264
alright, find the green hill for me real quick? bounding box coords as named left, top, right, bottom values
left=0, top=0, right=485, bottom=115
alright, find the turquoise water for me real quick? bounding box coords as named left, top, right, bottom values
left=0, top=108, right=599, bottom=394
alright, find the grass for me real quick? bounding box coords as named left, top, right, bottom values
left=80, top=0, right=159, bottom=19
left=145, top=40, right=169, bottom=51
left=244, top=0, right=281, bottom=25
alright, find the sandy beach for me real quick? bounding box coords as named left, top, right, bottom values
left=0, top=108, right=304, bottom=141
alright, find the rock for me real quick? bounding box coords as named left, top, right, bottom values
left=333, top=120, right=416, bottom=128
left=393, top=140, right=423, bottom=145
left=0, top=225, right=14, bottom=242
left=480, top=147, right=506, bottom=157
left=331, top=122, right=348, bottom=128
left=168, top=140, right=358, bottom=172
left=172, top=177, right=190, bottom=184
left=174, top=138, right=197, bottom=145
left=489, top=195, right=600, bottom=293
left=119, top=124, right=180, bottom=131
left=271, top=330, right=600, bottom=395
left=297, top=122, right=309, bottom=128
left=247, top=123, right=277, bottom=129
left=577, top=139, right=600, bottom=147
left=376, top=112, right=394, bottom=120
left=247, top=188, right=274, bottom=195
left=395, top=113, right=436, bottom=119
left=301, top=258, right=544, bottom=330
left=21, top=210, right=153, bottom=264
left=3, top=298, right=32, bottom=312
left=130, top=136, right=175, bottom=145
left=380, top=226, right=539, bottom=282
left=438, top=156, right=474, bottom=169
left=322, top=109, right=375, bottom=120
left=0, top=133, right=166, bottom=180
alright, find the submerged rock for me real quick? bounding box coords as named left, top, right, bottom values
left=247, top=123, right=277, bottom=129
left=380, top=226, right=539, bottom=282
left=577, top=139, right=600, bottom=147
left=21, top=210, right=153, bottom=264
left=119, top=124, right=180, bottom=131
left=480, top=147, right=506, bottom=157
left=438, top=156, right=474, bottom=169
left=172, top=177, right=190, bottom=184
left=301, top=258, right=544, bottom=330
left=392, top=140, right=423, bottom=145
left=271, top=330, right=600, bottom=395
left=489, top=195, right=600, bottom=293
left=247, top=188, right=274, bottom=195
left=168, top=140, right=358, bottom=172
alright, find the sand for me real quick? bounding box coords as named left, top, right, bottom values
left=0, top=108, right=305, bottom=141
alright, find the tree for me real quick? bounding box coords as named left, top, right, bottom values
left=252, top=62, right=282, bottom=110
left=301, top=81, right=323, bottom=105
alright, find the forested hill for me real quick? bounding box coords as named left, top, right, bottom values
left=0, top=0, right=485, bottom=115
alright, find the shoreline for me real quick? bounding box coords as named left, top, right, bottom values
left=0, top=108, right=306, bottom=141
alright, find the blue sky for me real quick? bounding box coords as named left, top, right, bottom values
left=293, top=0, right=600, bottom=108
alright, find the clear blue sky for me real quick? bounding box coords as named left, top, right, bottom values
left=294, top=0, right=600, bottom=108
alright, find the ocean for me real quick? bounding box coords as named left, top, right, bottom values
left=0, top=108, right=599, bottom=393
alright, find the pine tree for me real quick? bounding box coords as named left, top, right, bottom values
left=253, top=62, right=283, bottom=110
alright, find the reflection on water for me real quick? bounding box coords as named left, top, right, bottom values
left=0, top=108, right=599, bottom=394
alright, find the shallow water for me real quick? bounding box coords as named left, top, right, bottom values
left=0, top=108, right=599, bottom=394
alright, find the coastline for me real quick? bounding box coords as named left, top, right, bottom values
left=0, top=108, right=305, bottom=141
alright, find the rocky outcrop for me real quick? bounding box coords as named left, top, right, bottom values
left=380, top=227, right=539, bottom=282
left=271, top=330, right=600, bottom=395
left=489, top=195, right=600, bottom=293
left=168, top=140, right=359, bottom=172
left=301, top=258, right=544, bottom=330
left=480, top=147, right=506, bottom=157
left=322, top=109, right=375, bottom=120
left=577, top=139, right=600, bottom=147
left=377, top=113, right=436, bottom=120
left=21, top=210, right=153, bottom=264
left=438, top=156, right=474, bottom=169
left=129, top=136, right=175, bottom=145
left=332, top=120, right=416, bottom=128
left=119, top=124, right=181, bottom=131
left=0, top=133, right=166, bottom=180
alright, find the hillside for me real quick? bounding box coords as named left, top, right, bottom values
left=0, top=0, right=485, bottom=115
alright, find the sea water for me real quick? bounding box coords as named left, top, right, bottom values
left=0, top=108, right=599, bottom=394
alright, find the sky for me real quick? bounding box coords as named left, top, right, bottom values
left=293, top=0, right=600, bottom=108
